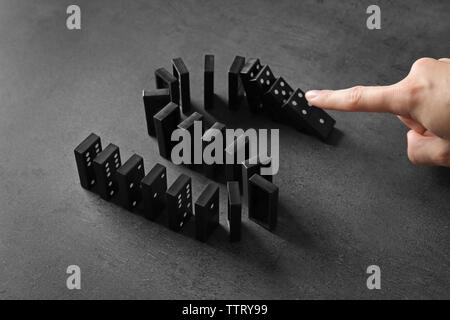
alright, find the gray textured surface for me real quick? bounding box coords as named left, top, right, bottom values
left=1, top=0, right=450, bottom=299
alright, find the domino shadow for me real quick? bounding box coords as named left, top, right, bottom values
left=206, top=221, right=288, bottom=273
left=324, top=127, right=344, bottom=146
left=272, top=199, right=316, bottom=251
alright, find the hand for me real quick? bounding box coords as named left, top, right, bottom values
left=306, top=58, right=450, bottom=167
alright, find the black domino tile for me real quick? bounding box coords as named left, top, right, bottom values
left=177, top=112, right=204, bottom=167
left=263, top=77, right=294, bottom=122
left=242, top=156, right=273, bottom=205
left=172, top=58, right=191, bottom=114
left=202, top=122, right=226, bottom=180
left=166, top=174, right=193, bottom=232
left=309, top=106, right=336, bottom=140
left=281, top=88, right=314, bottom=131
left=153, top=102, right=181, bottom=159
left=195, top=183, right=220, bottom=242
left=227, top=181, right=242, bottom=242
left=143, top=89, right=170, bottom=136
left=225, top=134, right=251, bottom=191
left=74, top=133, right=102, bottom=190
left=204, top=54, right=214, bottom=110
left=250, top=65, right=276, bottom=95
left=93, top=143, right=121, bottom=200
left=228, top=56, right=245, bottom=108
left=155, top=67, right=179, bottom=105
left=116, top=154, right=145, bottom=211
left=282, top=88, right=336, bottom=140
left=248, top=174, right=278, bottom=231
left=240, top=58, right=263, bottom=112
left=141, top=163, right=167, bottom=220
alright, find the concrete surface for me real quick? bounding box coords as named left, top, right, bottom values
left=0, top=0, right=449, bottom=299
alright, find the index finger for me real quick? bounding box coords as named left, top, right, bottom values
left=305, top=84, right=407, bottom=115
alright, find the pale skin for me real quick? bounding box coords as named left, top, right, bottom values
left=306, top=58, right=450, bottom=168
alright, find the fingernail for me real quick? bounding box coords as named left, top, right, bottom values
left=305, top=90, right=321, bottom=101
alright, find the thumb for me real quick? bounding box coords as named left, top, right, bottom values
left=407, top=130, right=450, bottom=167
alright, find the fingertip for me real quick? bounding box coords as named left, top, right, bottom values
left=306, top=90, right=335, bottom=109
left=305, top=90, right=321, bottom=101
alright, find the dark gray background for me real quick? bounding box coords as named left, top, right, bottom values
left=1, top=0, right=449, bottom=299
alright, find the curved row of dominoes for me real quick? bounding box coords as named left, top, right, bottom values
left=74, top=133, right=278, bottom=243
left=144, top=55, right=336, bottom=147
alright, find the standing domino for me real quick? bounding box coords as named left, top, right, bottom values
left=202, top=122, right=226, bottom=179
left=153, top=102, right=181, bottom=159
left=166, top=174, right=193, bottom=232
left=225, top=134, right=250, bottom=190
left=172, top=58, right=191, bottom=113
left=177, top=112, right=204, bottom=169
left=228, top=56, right=245, bottom=109
left=242, top=156, right=272, bottom=205
left=155, top=67, right=179, bottom=105
left=141, top=163, right=167, bottom=220
left=93, top=143, right=121, bottom=200
left=248, top=174, right=278, bottom=231
left=74, top=133, right=102, bottom=190
left=116, top=154, right=145, bottom=211
left=195, top=183, right=220, bottom=242
left=227, top=181, right=242, bottom=242
left=143, top=89, right=170, bottom=136
left=204, top=54, right=214, bottom=110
